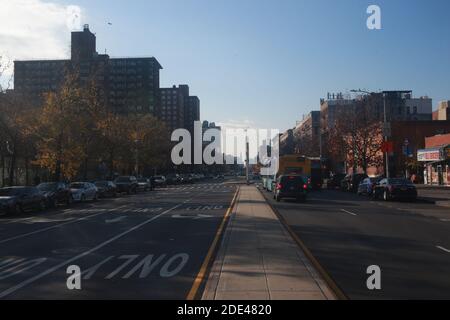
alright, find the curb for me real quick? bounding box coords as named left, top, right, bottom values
left=201, top=193, right=238, bottom=300
left=256, top=186, right=349, bottom=300
left=186, top=187, right=240, bottom=300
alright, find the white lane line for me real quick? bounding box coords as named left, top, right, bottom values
left=0, top=206, right=128, bottom=245
left=437, top=246, right=450, bottom=253
left=0, top=199, right=190, bottom=299
left=440, top=219, right=450, bottom=222
left=341, top=209, right=358, bottom=216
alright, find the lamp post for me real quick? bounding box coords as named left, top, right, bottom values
left=244, top=128, right=250, bottom=185
left=350, top=89, right=390, bottom=178
left=134, top=139, right=139, bottom=177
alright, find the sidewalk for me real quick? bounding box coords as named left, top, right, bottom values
left=416, top=185, right=450, bottom=208
left=202, top=185, right=336, bottom=300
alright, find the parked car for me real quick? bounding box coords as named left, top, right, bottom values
left=327, top=173, right=346, bottom=190
left=166, top=174, right=182, bottom=185
left=37, top=182, right=73, bottom=208
left=152, top=176, right=167, bottom=187
left=0, top=187, right=47, bottom=215
left=114, top=176, right=138, bottom=194
left=274, top=175, right=308, bottom=202
left=373, top=178, right=418, bottom=201
left=357, top=176, right=384, bottom=196
left=70, top=182, right=99, bottom=202
left=180, top=174, right=193, bottom=184
left=137, top=178, right=153, bottom=191
left=94, top=181, right=118, bottom=198
left=341, top=174, right=368, bottom=193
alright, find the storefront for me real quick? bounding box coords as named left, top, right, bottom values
left=418, top=145, right=450, bottom=186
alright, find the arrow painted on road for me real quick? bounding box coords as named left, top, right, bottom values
left=105, top=216, right=126, bottom=224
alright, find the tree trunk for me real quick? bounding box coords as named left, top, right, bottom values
left=25, top=157, right=29, bottom=186
left=8, top=153, right=16, bottom=186
left=1, top=154, right=4, bottom=187
left=55, top=133, right=63, bottom=182
left=109, top=149, right=115, bottom=179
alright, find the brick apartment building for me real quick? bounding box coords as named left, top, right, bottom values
left=293, top=111, right=321, bottom=156
left=14, top=25, right=162, bottom=116
left=160, top=85, right=200, bottom=133
left=389, top=120, right=450, bottom=178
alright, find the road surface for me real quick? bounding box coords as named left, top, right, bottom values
left=0, top=182, right=236, bottom=300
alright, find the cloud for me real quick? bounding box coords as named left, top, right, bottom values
left=0, top=0, right=83, bottom=88
left=216, top=119, right=259, bottom=130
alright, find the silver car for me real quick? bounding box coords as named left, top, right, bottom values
left=70, top=182, right=98, bottom=202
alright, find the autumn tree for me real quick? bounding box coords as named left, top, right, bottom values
left=33, top=72, right=87, bottom=181
left=0, top=91, right=37, bottom=186
left=326, top=95, right=384, bottom=174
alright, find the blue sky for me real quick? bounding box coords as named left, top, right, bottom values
left=3, top=0, right=450, bottom=131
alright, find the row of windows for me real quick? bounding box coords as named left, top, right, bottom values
left=397, top=106, right=419, bottom=115
left=109, top=60, right=155, bottom=67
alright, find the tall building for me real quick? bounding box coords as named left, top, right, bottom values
left=14, top=25, right=162, bottom=116
left=160, top=85, right=188, bottom=132
left=435, top=101, right=450, bottom=120
left=383, top=91, right=432, bottom=121
left=160, top=85, right=200, bottom=133
left=185, top=96, right=200, bottom=134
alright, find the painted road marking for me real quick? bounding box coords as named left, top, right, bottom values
left=105, top=216, right=126, bottom=224
left=341, top=209, right=358, bottom=216
left=437, top=246, right=450, bottom=253
left=172, top=213, right=214, bottom=220
left=0, top=200, right=191, bottom=299
left=440, top=219, right=450, bottom=222
left=82, top=253, right=189, bottom=280
left=186, top=205, right=224, bottom=211
left=0, top=205, right=128, bottom=245
left=0, top=258, right=47, bottom=281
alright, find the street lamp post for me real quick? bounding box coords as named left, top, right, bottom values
left=382, top=93, right=390, bottom=179
left=134, top=139, right=139, bottom=177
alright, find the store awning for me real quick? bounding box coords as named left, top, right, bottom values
left=418, top=148, right=444, bottom=162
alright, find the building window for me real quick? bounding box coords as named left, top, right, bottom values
left=413, top=106, right=417, bottom=114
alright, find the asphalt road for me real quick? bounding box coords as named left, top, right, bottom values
left=260, top=186, right=450, bottom=300
left=0, top=182, right=236, bottom=300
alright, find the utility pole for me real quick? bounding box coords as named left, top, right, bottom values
left=383, top=93, right=390, bottom=179
left=246, top=135, right=250, bottom=185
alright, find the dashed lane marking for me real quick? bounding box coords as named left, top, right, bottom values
left=437, top=246, right=450, bottom=253
left=340, top=209, right=358, bottom=216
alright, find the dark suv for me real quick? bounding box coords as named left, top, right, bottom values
left=95, top=181, right=118, bottom=198
left=0, top=187, right=47, bottom=215
left=341, top=174, right=368, bottom=193
left=114, top=176, right=138, bottom=194
left=37, top=182, right=73, bottom=208
left=274, top=175, right=308, bottom=202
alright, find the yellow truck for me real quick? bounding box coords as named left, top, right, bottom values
left=262, top=155, right=323, bottom=192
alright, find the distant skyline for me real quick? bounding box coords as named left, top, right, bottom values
left=1, top=0, right=450, bottom=131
